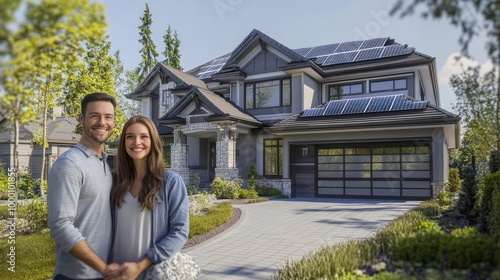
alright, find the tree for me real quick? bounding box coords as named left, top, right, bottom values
left=64, top=35, right=126, bottom=140
left=2, top=0, right=110, bottom=200
left=162, top=25, right=182, bottom=70
left=0, top=0, right=22, bottom=56
left=137, top=3, right=158, bottom=82
left=391, top=0, right=500, bottom=154
left=457, top=165, right=479, bottom=224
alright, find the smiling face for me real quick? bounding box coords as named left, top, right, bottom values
left=125, top=123, right=152, bottom=163
left=79, top=101, right=115, bottom=153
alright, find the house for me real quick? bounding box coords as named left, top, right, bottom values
left=0, top=115, right=80, bottom=179
left=126, top=29, right=460, bottom=199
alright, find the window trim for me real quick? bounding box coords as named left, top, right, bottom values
left=369, top=77, right=408, bottom=93
left=245, top=78, right=291, bottom=109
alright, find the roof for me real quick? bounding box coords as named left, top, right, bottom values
left=270, top=95, right=460, bottom=133
left=127, top=63, right=207, bottom=100
left=0, top=117, right=80, bottom=143
left=187, top=29, right=420, bottom=80
left=160, top=87, right=261, bottom=126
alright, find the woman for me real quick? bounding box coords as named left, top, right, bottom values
left=109, top=115, right=189, bottom=280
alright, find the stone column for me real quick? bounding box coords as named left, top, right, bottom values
left=215, top=124, right=239, bottom=181
left=170, top=127, right=190, bottom=184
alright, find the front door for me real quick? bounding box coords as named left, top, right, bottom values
left=290, top=144, right=315, bottom=197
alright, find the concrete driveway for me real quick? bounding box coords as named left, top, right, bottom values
left=183, top=197, right=421, bottom=280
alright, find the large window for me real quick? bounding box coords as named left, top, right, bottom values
left=328, top=82, right=363, bottom=100
left=264, top=139, right=283, bottom=176
left=370, top=78, right=407, bottom=92
left=245, top=78, right=291, bottom=109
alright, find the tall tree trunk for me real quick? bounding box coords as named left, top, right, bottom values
left=39, top=84, right=49, bottom=200
left=13, top=96, right=20, bottom=218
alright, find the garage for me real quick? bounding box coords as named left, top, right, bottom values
left=291, top=141, right=432, bottom=199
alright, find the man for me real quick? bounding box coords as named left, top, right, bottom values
left=48, top=93, right=121, bottom=279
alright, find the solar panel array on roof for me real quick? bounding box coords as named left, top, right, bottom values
left=302, top=95, right=428, bottom=117
left=190, top=36, right=414, bottom=79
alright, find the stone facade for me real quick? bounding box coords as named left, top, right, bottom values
left=170, top=143, right=190, bottom=184
left=256, top=179, right=292, bottom=198
left=431, top=182, right=447, bottom=199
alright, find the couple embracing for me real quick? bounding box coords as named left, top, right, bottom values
left=47, top=93, right=194, bottom=280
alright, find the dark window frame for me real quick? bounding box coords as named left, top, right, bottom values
left=263, top=139, right=283, bottom=177
left=328, top=82, right=364, bottom=101
left=369, top=77, right=408, bottom=93
left=245, top=78, right=291, bottom=109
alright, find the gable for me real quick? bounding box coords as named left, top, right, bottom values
left=241, top=49, right=288, bottom=75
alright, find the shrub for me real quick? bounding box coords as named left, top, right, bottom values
left=189, top=202, right=232, bottom=238
left=246, top=197, right=269, bottom=204
left=490, top=150, right=500, bottom=174
left=210, top=177, right=242, bottom=199
left=457, top=165, right=479, bottom=224
left=490, top=186, right=500, bottom=243
left=187, top=173, right=201, bottom=195
left=18, top=198, right=48, bottom=233
left=255, top=184, right=283, bottom=197
left=478, top=171, right=500, bottom=233
left=188, top=193, right=217, bottom=216
left=437, top=191, right=452, bottom=207
left=447, top=168, right=461, bottom=193
left=238, top=188, right=258, bottom=199
left=247, top=163, right=258, bottom=188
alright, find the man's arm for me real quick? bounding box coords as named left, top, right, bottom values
left=69, top=240, right=121, bottom=276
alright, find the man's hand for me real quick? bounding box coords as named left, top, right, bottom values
left=104, top=257, right=152, bottom=280
left=102, top=263, right=123, bottom=278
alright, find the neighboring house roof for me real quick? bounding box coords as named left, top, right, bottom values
left=159, top=87, right=261, bottom=126
left=127, top=63, right=207, bottom=100
left=187, top=29, right=421, bottom=80
left=0, top=117, right=80, bottom=143
left=270, top=95, right=460, bottom=133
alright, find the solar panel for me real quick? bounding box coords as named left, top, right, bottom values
left=323, top=52, right=358, bottom=65
left=354, top=48, right=384, bottom=61
left=306, top=44, right=339, bottom=58
left=302, top=95, right=428, bottom=118
left=314, top=56, right=329, bottom=65
left=294, top=47, right=313, bottom=57
left=359, top=38, right=388, bottom=49
left=335, top=40, right=363, bottom=52
left=380, top=45, right=413, bottom=58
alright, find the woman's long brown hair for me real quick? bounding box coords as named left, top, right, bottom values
left=111, top=116, right=164, bottom=210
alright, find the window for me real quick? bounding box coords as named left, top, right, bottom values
left=328, top=82, right=363, bottom=100
left=370, top=78, right=407, bottom=92
left=264, top=139, right=283, bottom=176
left=245, top=78, right=291, bottom=109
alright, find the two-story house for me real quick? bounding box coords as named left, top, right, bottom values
left=126, top=29, right=460, bottom=199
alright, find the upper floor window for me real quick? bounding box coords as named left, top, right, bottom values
left=370, top=78, right=407, bottom=92
left=245, top=78, right=291, bottom=109
left=328, top=82, right=363, bottom=100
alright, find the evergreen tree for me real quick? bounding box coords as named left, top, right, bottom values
left=137, top=3, right=158, bottom=82
left=490, top=150, right=500, bottom=173
left=113, top=50, right=142, bottom=119
left=162, top=25, right=182, bottom=70
left=457, top=165, right=479, bottom=224
left=446, top=168, right=461, bottom=193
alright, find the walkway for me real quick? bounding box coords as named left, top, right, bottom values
left=183, top=197, right=421, bottom=279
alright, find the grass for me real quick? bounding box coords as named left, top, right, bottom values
left=0, top=202, right=234, bottom=279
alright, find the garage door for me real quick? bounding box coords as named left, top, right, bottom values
left=316, top=141, right=431, bottom=199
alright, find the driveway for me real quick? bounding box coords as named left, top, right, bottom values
left=183, top=197, right=421, bottom=280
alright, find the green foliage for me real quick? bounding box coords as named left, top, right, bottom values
left=189, top=202, right=232, bottom=238
left=437, top=191, right=452, bottom=207
left=17, top=173, right=35, bottom=199
left=0, top=205, right=9, bottom=219
left=413, top=219, right=441, bottom=233
left=238, top=188, right=258, bottom=199
left=478, top=171, right=500, bottom=233
left=0, top=163, right=8, bottom=197
left=246, top=197, right=269, bottom=204
left=210, top=177, right=242, bottom=199
left=490, top=184, right=500, bottom=243
left=18, top=198, right=48, bottom=233
left=187, top=173, right=201, bottom=195
left=0, top=232, right=55, bottom=279
left=247, top=163, right=258, bottom=188
left=255, top=184, right=283, bottom=197
left=137, top=3, right=158, bottom=82
left=457, top=165, right=479, bottom=223
left=447, top=168, right=461, bottom=193
left=162, top=25, right=182, bottom=70
left=490, top=150, right=500, bottom=173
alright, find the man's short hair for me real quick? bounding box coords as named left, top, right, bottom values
left=81, top=93, right=117, bottom=115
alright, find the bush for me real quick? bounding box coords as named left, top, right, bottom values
left=490, top=186, right=500, bottom=243
left=238, top=188, right=258, bottom=199
left=188, top=193, right=217, bottom=215
left=210, top=177, right=242, bottom=199
left=437, top=191, right=452, bottom=207
left=490, top=150, right=500, bottom=174
left=247, top=163, right=258, bottom=188
left=447, top=168, right=461, bottom=193
left=18, top=198, right=48, bottom=233
left=189, top=202, right=232, bottom=238
left=457, top=165, right=479, bottom=224
left=187, top=173, right=201, bottom=195
left=255, top=184, right=283, bottom=197
left=478, top=171, right=500, bottom=233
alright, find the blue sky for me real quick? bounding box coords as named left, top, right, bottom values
left=96, top=0, right=489, bottom=113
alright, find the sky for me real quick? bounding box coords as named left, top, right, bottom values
left=95, top=0, right=490, bottom=113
